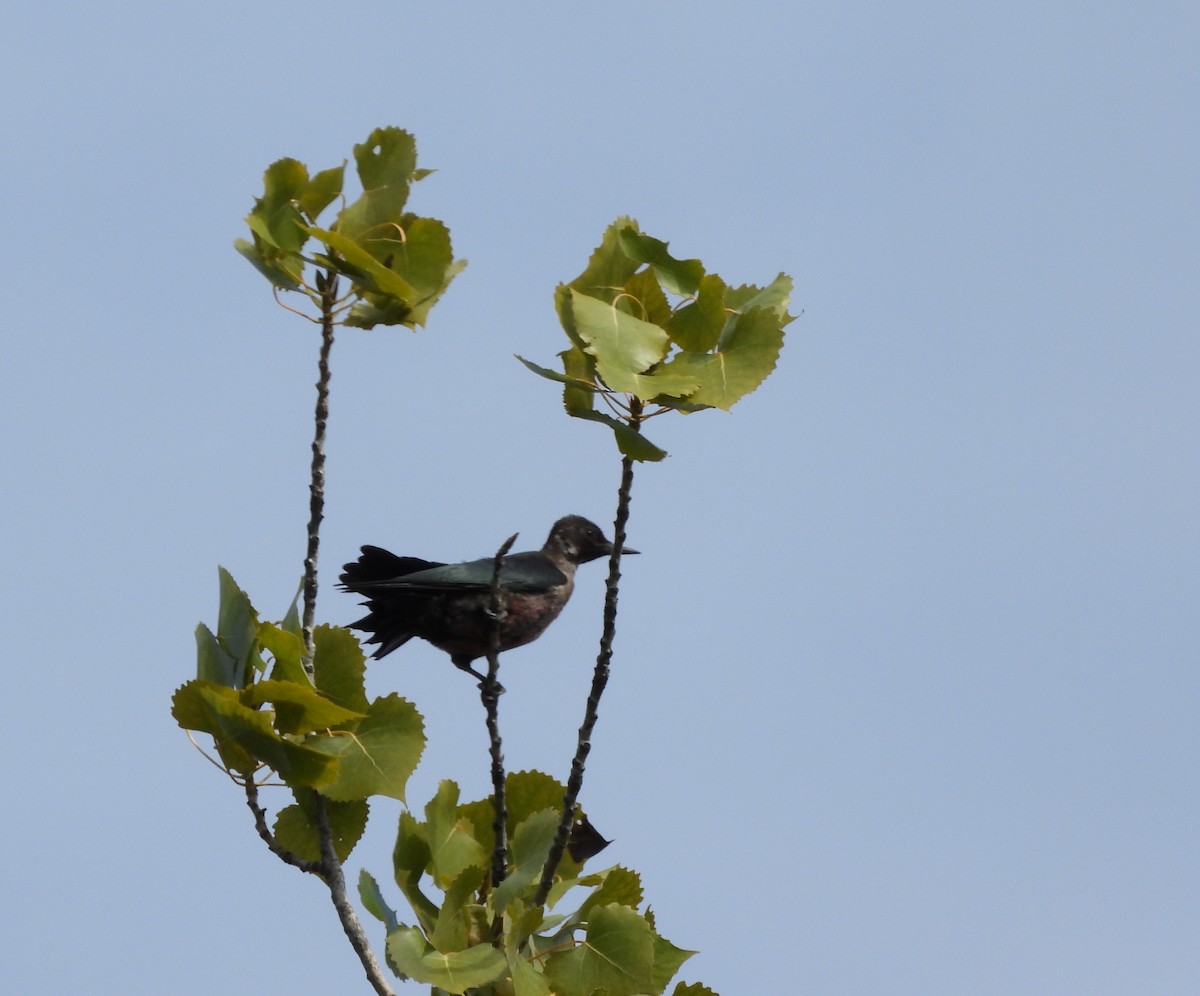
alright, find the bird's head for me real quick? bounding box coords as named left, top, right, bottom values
left=546, top=515, right=639, bottom=564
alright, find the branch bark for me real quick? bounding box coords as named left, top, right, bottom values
left=534, top=403, right=640, bottom=906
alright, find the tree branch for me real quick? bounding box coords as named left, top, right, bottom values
left=313, top=793, right=396, bottom=996
left=301, top=270, right=338, bottom=675
left=243, top=778, right=322, bottom=874
left=483, top=533, right=517, bottom=914
left=534, top=404, right=640, bottom=906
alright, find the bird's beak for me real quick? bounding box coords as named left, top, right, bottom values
left=619, top=546, right=640, bottom=555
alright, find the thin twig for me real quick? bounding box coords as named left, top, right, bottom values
left=243, top=778, right=323, bottom=874
left=301, top=269, right=338, bottom=675
left=483, top=533, right=518, bottom=914
left=534, top=400, right=641, bottom=906
left=313, top=793, right=396, bottom=996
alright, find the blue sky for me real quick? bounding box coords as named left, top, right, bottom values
left=3, top=2, right=1197, bottom=993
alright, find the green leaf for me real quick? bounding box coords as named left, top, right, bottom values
left=575, top=866, right=644, bottom=921
left=358, top=869, right=400, bottom=932
left=670, top=306, right=785, bottom=410
left=505, top=770, right=570, bottom=826
left=386, top=927, right=506, bottom=994
left=241, top=678, right=365, bottom=735
left=510, top=948, right=554, bottom=996
left=233, top=237, right=304, bottom=291
left=195, top=568, right=262, bottom=688
left=259, top=622, right=307, bottom=685
left=621, top=267, right=674, bottom=327
left=394, top=810, right=439, bottom=933
left=544, top=903, right=656, bottom=996
left=247, top=157, right=310, bottom=252
left=306, top=225, right=419, bottom=300
left=569, top=289, right=672, bottom=390
left=723, top=272, right=796, bottom=326
left=298, top=164, right=345, bottom=222
left=515, top=353, right=599, bottom=396
left=171, top=680, right=336, bottom=784
left=570, top=409, right=669, bottom=462
left=336, top=127, right=420, bottom=244
left=650, top=931, right=697, bottom=993
left=560, top=344, right=600, bottom=416
left=273, top=788, right=369, bottom=863
left=566, top=216, right=643, bottom=302
left=308, top=693, right=425, bottom=801
left=426, top=781, right=488, bottom=887
left=491, top=808, right=559, bottom=915
left=666, top=273, right=728, bottom=352
left=312, top=624, right=369, bottom=714
left=431, top=864, right=488, bottom=952
left=386, top=216, right=461, bottom=308
left=617, top=226, right=704, bottom=297
left=672, top=983, right=719, bottom=996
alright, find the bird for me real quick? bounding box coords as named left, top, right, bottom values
left=338, top=515, right=636, bottom=682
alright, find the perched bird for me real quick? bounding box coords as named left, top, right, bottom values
left=339, top=515, right=635, bottom=681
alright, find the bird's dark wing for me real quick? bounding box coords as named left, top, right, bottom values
left=353, top=551, right=567, bottom=594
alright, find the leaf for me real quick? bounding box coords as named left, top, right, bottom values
left=425, top=781, right=488, bottom=886
left=561, top=345, right=601, bottom=417
left=650, top=931, right=697, bottom=993
left=570, top=409, right=668, bottom=462
left=306, top=225, right=418, bottom=300
left=393, top=810, right=439, bottom=933
left=672, top=306, right=786, bottom=410
left=510, top=949, right=554, bottom=996
left=273, top=788, right=369, bottom=863
left=431, top=864, right=488, bottom=952
left=515, top=354, right=599, bottom=396
left=336, top=127, right=420, bottom=244
left=259, top=622, right=307, bottom=685
left=575, top=866, right=644, bottom=921
left=298, top=164, right=345, bottom=222
left=233, top=237, right=303, bottom=291
left=566, top=216, right=643, bottom=301
left=491, top=809, right=559, bottom=915
left=617, top=226, right=704, bottom=297
left=723, top=272, right=796, bottom=326
left=672, top=983, right=719, bottom=996
left=358, top=869, right=400, bottom=933
left=241, top=678, right=365, bottom=736
left=569, top=289, right=671, bottom=390
left=312, top=624, right=369, bottom=714
left=171, top=680, right=336, bottom=784
left=246, top=157, right=310, bottom=253
left=544, top=903, right=656, bottom=996
left=621, top=267, right=673, bottom=327
left=386, top=927, right=506, bottom=993
left=666, top=273, right=728, bottom=352
left=195, top=568, right=262, bottom=688
left=308, top=693, right=425, bottom=802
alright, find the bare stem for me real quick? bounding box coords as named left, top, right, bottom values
left=301, top=270, right=338, bottom=674
left=483, top=533, right=517, bottom=921
left=313, top=793, right=396, bottom=996
left=534, top=400, right=641, bottom=906
left=243, top=778, right=322, bottom=874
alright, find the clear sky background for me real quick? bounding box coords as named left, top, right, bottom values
left=3, top=3, right=1197, bottom=994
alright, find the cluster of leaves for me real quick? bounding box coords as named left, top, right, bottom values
left=234, top=126, right=465, bottom=328
left=360, top=772, right=708, bottom=995
left=172, top=570, right=425, bottom=856
left=173, top=572, right=713, bottom=995
left=520, top=218, right=795, bottom=461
